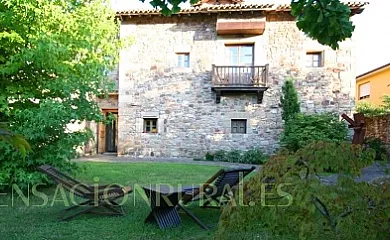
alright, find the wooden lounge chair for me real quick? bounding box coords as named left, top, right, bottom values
left=182, top=166, right=256, bottom=208
left=143, top=185, right=209, bottom=230
left=38, top=164, right=132, bottom=221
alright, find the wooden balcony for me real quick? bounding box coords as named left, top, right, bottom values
left=211, top=64, right=269, bottom=103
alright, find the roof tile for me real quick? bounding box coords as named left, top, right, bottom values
left=116, top=2, right=368, bottom=16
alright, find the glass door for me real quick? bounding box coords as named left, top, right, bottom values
left=225, top=44, right=254, bottom=84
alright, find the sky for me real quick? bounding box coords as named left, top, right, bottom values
left=353, top=0, right=390, bottom=75
left=115, top=0, right=390, bottom=75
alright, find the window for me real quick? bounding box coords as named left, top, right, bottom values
left=359, top=82, right=370, bottom=100
left=225, top=44, right=254, bottom=66
left=143, top=118, right=158, bottom=133
left=176, top=53, right=190, bottom=68
left=231, top=119, right=247, bottom=134
left=306, top=52, right=323, bottom=67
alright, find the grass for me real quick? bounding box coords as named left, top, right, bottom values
left=0, top=162, right=231, bottom=240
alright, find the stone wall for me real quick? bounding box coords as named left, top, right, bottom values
left=117, top=12, right=356, bottom=158
left=97, top=94, right=118, bottom=110
left=365, top=114, right=390, bottom=144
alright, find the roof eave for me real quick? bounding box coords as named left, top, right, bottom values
left=356, top=63, right=390, bottom=80
left=116, top=2, right=369, bottom=17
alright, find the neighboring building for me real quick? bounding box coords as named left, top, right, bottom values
left=356, top=63, right=390, bottom=106
left=94, top=1, right=366, bottom=158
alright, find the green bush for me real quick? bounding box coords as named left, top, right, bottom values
left=280, top=78, right=300, bottom=122
left=294, top=141, right=376, bottom=173
left=216, top=141, right=389, bottom=240
left=204, top=148, right=268, bottom=165
left=241, top=148, right=268, bottom=164
left=364, top=137, right=388, bottom=161
left=214, top=150, right=229, bottom=162
left=280, top=113, right=348, bottom=152
left=355, top=95, right=390, bottom=117
left=356, top=101, right=387, bottom=117
left=227, top=150, right=242, bottom=163
left=205, top=152, right=214, bottom=161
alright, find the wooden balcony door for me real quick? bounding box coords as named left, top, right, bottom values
left=226, top=44, right=254, bottom=66
left=225, top=44, right=254, bottom=84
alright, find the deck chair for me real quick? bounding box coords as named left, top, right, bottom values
left=38, top=164, right=132, bottom=221
left=182, top=166, right=256, bottom=208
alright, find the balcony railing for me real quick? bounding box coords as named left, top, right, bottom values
left=212, top=64, right=268, bottom=87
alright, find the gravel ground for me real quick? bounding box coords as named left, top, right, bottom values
left=319, top=162, right=390, bottom=185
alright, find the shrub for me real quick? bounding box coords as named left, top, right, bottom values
left=294, top=141, right=376, bottom=173
left=356, top=101, right=387, bottom=117
left=204, top=148, right=268, bottom=164
left=216, top=141, right=388, bottom=240
left=241, top=148, right=268, bottom=164
left=280, top=78, right=300, bottom=122
left=281, top=113, right=348, bottom=152
left=356, top=95, right=390, bottom=117
left=205, top=152, right=214, bottom=161
left=364, top=137, right=388, bottom=161
left=227, top=150, right=242, bottom=163
left=214, top=150, right=229, bottom=162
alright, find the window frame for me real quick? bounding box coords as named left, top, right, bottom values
left=231, top=119, right=247, bottom=134
left=359, top=82, right=371, bottom=100
left=225, top=44, right=254, bottom=66
left=143, top=118, right=158, bottom=133
left=306, top=51, right=324, bottom=68
left=176, top=52, right=190, bottom=68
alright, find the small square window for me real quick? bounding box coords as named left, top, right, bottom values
left=176, top=53, right=190, bottom=68
left=143, top=118, right=158, bottom=133
left=306, top=52, right=323, bottom=67
left=231, top=119, right=247, bottom=134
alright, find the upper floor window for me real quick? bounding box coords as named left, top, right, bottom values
left=176, top=53, right=190, bottom=68
left=231, top=119, right=247, bottom=134
left=306, top=51, right=323, bottom=67
left=359, top=82, right=370, bottom=100
left=225, top=44, right=254, bottom=66
left=144, top=118, right=158, bottom=133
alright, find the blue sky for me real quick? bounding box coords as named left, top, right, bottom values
left=116, top=0, right=389, bottom=75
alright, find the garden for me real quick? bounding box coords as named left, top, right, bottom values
left=1, top=77, right=389, bottom=239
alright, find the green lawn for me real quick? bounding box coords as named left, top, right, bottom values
left=0, top=162, right=230, bottom=240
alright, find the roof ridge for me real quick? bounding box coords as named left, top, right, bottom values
left=116, top=1, right=368, bottom=15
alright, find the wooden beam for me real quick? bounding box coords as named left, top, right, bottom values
left=341, top=113, right=356, bottom=126
left=216, top=21, right=266, bottom=35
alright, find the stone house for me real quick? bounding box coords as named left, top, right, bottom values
left=94, top=1, right=367, bottom=158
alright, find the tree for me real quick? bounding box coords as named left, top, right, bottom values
left=280, top=79, right=300, bottom=122
left=0, top=124, right=30, bottom=157
left=0, top=0, right=123, bottom=188
left=141, top=0, right=356, bottom=50
left=216, top=141, right=389, bottom=239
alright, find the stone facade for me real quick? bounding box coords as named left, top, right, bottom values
left=365, top=114, right=390, bottom=144
left=117, top=11, right=356, bottom=158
